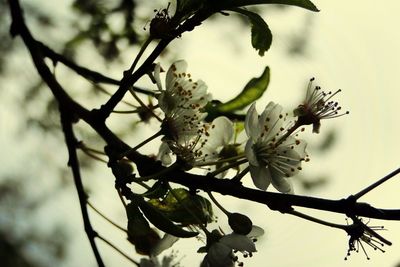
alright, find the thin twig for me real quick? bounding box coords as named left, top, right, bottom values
left=128, top=88, right=162, bottom=122
left=88, top=202, right=127, bottom=233
left=128, top=37, right=153, bottom=73
left=119, top=130, right=162, bottom=159
left=98, top=235, right=139, bottom=266
left=81, top=149, right=108, bottom=163
left=353, top=167, right=400, bottom=200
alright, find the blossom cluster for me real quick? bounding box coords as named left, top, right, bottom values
left=153, top=60, right=349, bottom=192
left=147, top=60, right=347, bottom=266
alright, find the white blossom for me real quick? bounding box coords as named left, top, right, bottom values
left=157, top=116, right=235, bottom=170
left=201, top=226, right=264, bottom=267
left=154, top=60, right=211, bottom=143
left=245, top=102, right=307, bottom=193
left=294, top=78, right=349, bottom=133
left=139, top=255, right=177, bottom=267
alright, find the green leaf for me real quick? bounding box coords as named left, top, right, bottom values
left=176, top=0, right=204, bottom=12
left=140, top=180, right=168, bottom=199
left=136, top=196, right=199, bottom=238
left=175, top=0, right=205, bottom=20
left=148, top=188, right=214, bottom=225
left=215, top=66, right=270, bottom=112
left=232, top=8, right=272, bottom=56
left=125, top=203, right=161, bottom=255
left=223, top=0, right=319, bottom=12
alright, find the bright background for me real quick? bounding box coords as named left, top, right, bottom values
left=1, top=1, right=399, bottom=267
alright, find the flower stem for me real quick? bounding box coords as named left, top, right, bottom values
left=135, top=163, right=179, bottom=182
left=287, top=209, right=347, bottom=230
left=112, top=109, right=139, bottom=114
left=209, top=158, right=248, bottom=177
left=128, top=87, right=162, bottom=122
left=208, top=192, right=230, bottom=216
left=80, top=149, right=108, bottom=163
left=353, top=167, right=400, bottom=200
left=117, top=189, right=127, bottom=208
left=128, top=37, right=153, bottom=74
left=78, top=142, right=106, bottom=155
left=194, top=153, right=246, bottom=167
left=119, top=130, right=162, bottom=158
left=231, top=166, right=249, bottom=183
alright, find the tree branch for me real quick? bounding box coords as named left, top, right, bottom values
left=38, top=42, right=155, bottom=96
left=8, top=1, right=106, bottom=265
left=60, top=109, right=105, bottom=267
left=95, top=38, right=171, bottom=120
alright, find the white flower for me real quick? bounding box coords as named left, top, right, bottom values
left=197, top=116, right=238, bottom=177
left=201, top=226, right=264, bottom=267
left=157, top=142, right=173, bottom=166
left=154, top=60, right=211, bottom=143
left=157, top=116, right=235, bottom=170
left=151, top=234, right=179, bottom=256
left=245, top=102, right=308, bottom=193
left=294, top=78, right=349, bottom=133
left=139, top=255, right=177, bottom=267
left=200, top=116, right=234, bottom=160
left=139, top=234, right=180, bottom=267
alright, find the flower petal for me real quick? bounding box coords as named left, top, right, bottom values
left=220, top=233, right=257, bottom=252
left=202, top=242, right=234, bottom=267
left=270, top=168, right=294, bottom=194
left=249, top=164, right=271, bottom=190
left=157, top=142, right=173, bottom=166
left=245, top=103, right=260, bottom=140
left=166, top=60, right=188, bottom=91
left=151, top=234, right=179, bottom=256
left=247, top=225, right=265, bottom=238
left=245, top=140, right=258, bottom=166
left=205, top=117, right=234, bottom=149
left=154, top=63, right=163, bottom=92
left=259, top=102, right=284, bottom=142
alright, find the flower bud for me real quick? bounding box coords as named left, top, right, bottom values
left=150, top=4, right=173, bottom=39
left=228, top=213, right=253, bottom=235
